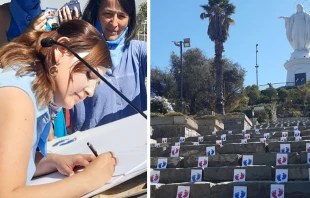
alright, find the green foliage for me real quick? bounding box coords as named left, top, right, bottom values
left=195, top=114, right=221, bottom=120
left=168, top=49, right=245, bottom=115
left=151, top=112, right=164, bottom=117
left=292, top=110, right=302, bottom=117
left=170, top=49, right=214, bottom=114
left=222, top=59, right=246, bottom=112
left=151, top=67, right=177, bottom=98
left=151, top=100, right=168, bottom=114
left=260, top=87, right=278, bottom=103
left=245, top=85, right=260, bottom=105
left=150, top=96, right=174, bottom=114
left=278, top=88, right=288, bottom=102
left=164, top=112, right=184, bottom=117
left=252, top=103, right=277, bottom=123
left=254, top=110, right=268, bottom=123
left=136, top=2, right=147, bottom=33
left=200, top=0, right=236, bottom=42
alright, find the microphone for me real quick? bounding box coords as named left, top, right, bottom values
left=41, top=38, right=147, bottom=119
left=41, top=38, right=57, bottom=47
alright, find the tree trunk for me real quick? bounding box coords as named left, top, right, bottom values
left=190, top=94, right=197, bottom=115
left=214, top=40, right=225, bottom=115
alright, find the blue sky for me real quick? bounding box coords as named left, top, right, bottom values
left=151, top=0, right=310, bottom=89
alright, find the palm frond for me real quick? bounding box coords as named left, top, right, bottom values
left=200, top=5, right=212, bottom=13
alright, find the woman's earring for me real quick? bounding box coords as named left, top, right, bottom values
left=48, top=62, right=60, bottom=77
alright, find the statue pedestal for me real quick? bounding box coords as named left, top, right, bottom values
left=289, top=49, right=310, bottom=60
left=284, top=57, right=310, bottom=86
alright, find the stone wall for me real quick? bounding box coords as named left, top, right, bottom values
left=197, top=118, right=224, bottom=135
left=151, top=116, right=199, bottom=139
left=222, top=114, right=252, bottom=131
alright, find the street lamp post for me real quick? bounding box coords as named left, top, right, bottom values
left=142, top=19, right=147, bottom=41
left=255, top=44, right=259, bottom=87
left=173, top=38, right=191, bottom=113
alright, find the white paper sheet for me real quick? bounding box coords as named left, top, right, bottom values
left=29, top=112, right=147, bottom=198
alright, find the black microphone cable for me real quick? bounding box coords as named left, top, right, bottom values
left=41, top=38, right=147, bottom=119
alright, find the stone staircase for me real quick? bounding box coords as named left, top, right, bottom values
left=150, top=117, right=310, bottom=198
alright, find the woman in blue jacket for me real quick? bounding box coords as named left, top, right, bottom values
left=66, top=0, right=147, bottom=131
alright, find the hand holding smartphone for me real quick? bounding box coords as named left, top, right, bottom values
left=60, top=0, right=82, bottom=20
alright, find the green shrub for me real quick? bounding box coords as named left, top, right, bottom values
left=151, top=112, right=164, bottom=117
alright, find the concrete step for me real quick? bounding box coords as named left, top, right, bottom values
left=300, top=151, right=310, bottom=164
left=151, top=143, right=266, bottom=157
left=150, top=182, right=212, bottom=198
left=186, top=134, right=245, bottom=141
left=154, top=131, right=310, bottom=145
left=250, top=152, right=300, bottom=166
left=274, top=164, right=310, bottom=181
left=150, top=157, right=183, bottom=168
left=152, top=165, right=271, bottom=183
left=204, top=165, right=272, bottom=182
left=183, top=154, right=241, bottom=168
left=151, top=181, right=310, bottom=198
left=152, top=152, right=300, bottom=168
left=268, top=141, right=310, bottom=153
left=152, top=168, right=203, bottom=184
left=211, top=181, right=310, bottom=198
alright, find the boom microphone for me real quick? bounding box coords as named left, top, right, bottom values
left=41, top=38, right=147, bottom=119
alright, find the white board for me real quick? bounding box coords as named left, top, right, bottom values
left=29, top=112, right=147, bottom=198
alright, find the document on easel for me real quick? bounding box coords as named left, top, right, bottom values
left=29, top=113, right=147, bottom=198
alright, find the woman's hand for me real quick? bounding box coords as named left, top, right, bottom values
left=82, top=152, right=119, bottom=189
left=25, top=13, right=48, bottom=32
left=49, top=154, right=96, bottom=176
left=58, top=6, right=80, bottom=23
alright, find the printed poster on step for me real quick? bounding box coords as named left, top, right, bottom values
left=294, top=130, right=300, bottom=137
left=190, top=169, right=202, bottom=182
left=241, top=139, right=247, bottom=144
left=233, top=169, right=246, bottom=182
left=275, top=169, right=288, bottom=183
left=150, top=170, right=160, bottom=184
left=276, top=153, right=288, bottom=165
left=176, top=186, right=190, bottom=198
left=280, top=144, right=290, bottom=153
left=260, top=138, right=266, bottom=144
left=242, top=155, right=253, bottom=167
left=206, top=146, right=215, bottom=156
left=282, top=132, right=288, bottom=137
left=157, top=158, right=167, bottom=169
left=197, top=156, right=208, bottom=168
left=221, top=134, right=227, bottom=141
left=264, top=133, right=270, bottom=139
left=244, top=134, right=250, bottom=139
left=306, top=143, right=310, bottom=152
left=270, top=184, right=284, bottom=198
left=170, top=146, right=180, bottom=157
left=216, top=140, right=223, bottom=146
left=233, top=186, right=247, bottom=198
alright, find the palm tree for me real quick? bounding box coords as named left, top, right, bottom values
left=200, top=0, right=236, bottom=115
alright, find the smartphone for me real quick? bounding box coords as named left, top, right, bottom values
left=61, top=0, right=82, bottom=18
left=44, top=7, right=59, bottom=30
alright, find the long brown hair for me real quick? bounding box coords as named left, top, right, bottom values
left=0, top=20, right=112, bottom=107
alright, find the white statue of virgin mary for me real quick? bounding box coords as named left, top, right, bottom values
left=279, top=4, right=310, bottom=51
